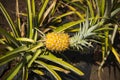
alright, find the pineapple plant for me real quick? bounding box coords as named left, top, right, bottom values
left=45, top=19, right=97, bottom=52
left=0, top=0, right=119, bottom=80
left=44, top=9, right=98, bottom=52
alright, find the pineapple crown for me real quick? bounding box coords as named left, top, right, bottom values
left=69, top=14, right=98, bottom=51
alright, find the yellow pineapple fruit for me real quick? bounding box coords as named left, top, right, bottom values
left=45, top=32, right=69, bottom=51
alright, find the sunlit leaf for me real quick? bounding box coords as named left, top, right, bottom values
left=48, top=65, right=70, bottom=74
left=35, top=60, right=62, bottom=80
left=112, top=47, right=120, bottom=64
left=16, top=38, right=35, bottom=43
left=0, top=46, right=28, bottom=66
left=64, top=0, right=86, bottom=11
left=87, top=0, right=94, bottom=17
left=54, top=20, right=85, bottom=32
left=40, top=0, right=57, bottom=25
left=28, top=42, right=43, bottom=52
left=40, top=52, right=84, bottom=76
left=38, top=0, right=49, bottom=25
left=28, top=49, right=42, bottom=67
left=32, top=69, right=44, bottom=75
left=52, top=11, right=75, bottom=22
left=26, top=0, right=33, bottom=39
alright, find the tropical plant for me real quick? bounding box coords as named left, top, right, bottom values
left=0, top=0, right=85, bottom=80
left=0, top=0, right=120, bottom=80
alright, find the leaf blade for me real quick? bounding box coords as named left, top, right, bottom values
left=35, top=60, right=62, bottom=80
left=40, top=53, right=84, bottom=76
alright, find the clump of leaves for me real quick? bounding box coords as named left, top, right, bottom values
left=0, top=0, right=84, bottom=80
left=0, top=0, right=120, bottom=80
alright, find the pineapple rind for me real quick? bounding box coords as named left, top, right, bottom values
left=45, top=32, right=69, bottom=51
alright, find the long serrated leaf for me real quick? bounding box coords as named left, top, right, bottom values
left=94, top=27, right=113, bottom=32
left=16, top=38, right=35, bottom=43
left=28, top=42, right=43, bottom=51
left=40, top=0, right=57, bottom=25
left=32, top=69, right=44, bottom=75
left=102, top=44, right=105, bottom=59
left=105, top=29, right=109, bottom=53
left=16, top=0, right=21, bottom=33
left=95, top=0, right=100, bottom=16
left=64, top=0, right=86, bottom=11
left=54, top=20, right=85, bottom=32
left=28, top=49, right=42, bottom=67
left=0, top=27, right=20, bottom=47
left=32, top=0, right=35, bottom=17
left=38, top=0, right=49, bottom=25
left=35, top=60, right=62, bottom=80
left=87, top=22, right=100, bottom=34
left=22, top=54, right=32, bottom=80
left=84, top=8, right=89, bottom=34
left=0, top=54, right=19, bottom=66
left=0, top=2, right=19, bottom=37
left=87, top=0, right=94, bottom=17
left=111, top=8, right=120, bottom=17
left=0, top=46, right=28, bottom=63
left=31, top=0, right=38, bottom=42
left=66, top=4, right=84, bottom=19
left=101, top=0, right=105, bottom=16
left=2, top=61, right=24, bottom=80
left=103, top=0, right=111, bottom=18
left=26, top=0, right=33, bottom=39
left=112, top=47, right=120, bottom=64
left=40, top=53, right=84, bottom=76
left=52, top=11, right=75, bottom=22
left=23, top=67, right=29, bottom=80
left=48, top=65, right=70, bottom=74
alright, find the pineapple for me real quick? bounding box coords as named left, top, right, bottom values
left=45, top=32, right=69, bottom=51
